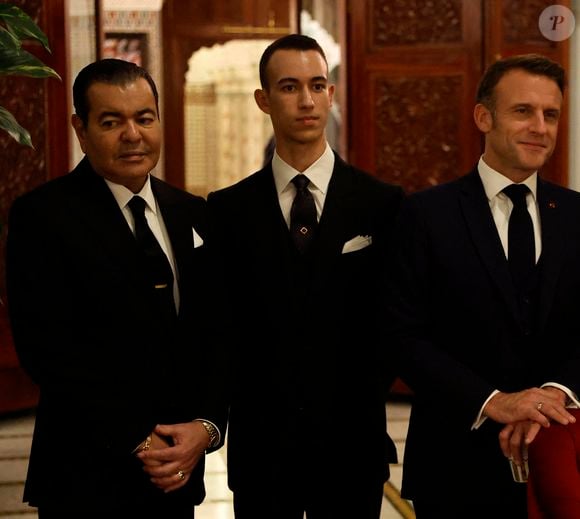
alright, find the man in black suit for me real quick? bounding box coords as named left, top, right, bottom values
left=206, top=34, right=404, bottom=519
left=388, top=54, right=580, bottom=518
left=6, top=59, right=226, bottom=518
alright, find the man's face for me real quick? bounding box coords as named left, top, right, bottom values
left=474, top=69, right=562, bottom=182
left=255, top=49, right=334, bottom=151
left=72, top=78, right=161, bottom=193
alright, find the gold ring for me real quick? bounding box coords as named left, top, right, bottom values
left=177, top=470, right=185, bottom=481
left=536, top=402, right=544, bottom=411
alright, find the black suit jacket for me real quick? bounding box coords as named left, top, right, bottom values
left=207, top=152, right=404, bottom=495
left=388, top=168, right=580, bottom=510
left=6, top=157, right=227, bottom=509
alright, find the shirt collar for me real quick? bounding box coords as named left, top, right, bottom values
left=272, top=142, right=335, bottom=196
left=477, top=156, right=537, bottom=202
left=104, top=175, right=158, bottom=214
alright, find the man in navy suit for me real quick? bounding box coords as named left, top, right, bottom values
left=388, top=54, right=580, bottom=518
left=207, top=34, right=404, bottom=518
left=6, top=59, right=226, bottom=518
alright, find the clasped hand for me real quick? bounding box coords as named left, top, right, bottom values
left=485, top=387, right=576, bottom=467
left=136, top=421, right=209, bottom=493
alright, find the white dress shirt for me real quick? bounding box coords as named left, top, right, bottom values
left=104, top=176, right=180, bottom=311
left=272, top=142, right=334, bottom=226
left=478, top=157, right=541, bottom=262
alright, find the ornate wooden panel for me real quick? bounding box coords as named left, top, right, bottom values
left=347, top=0, right=482, bottom=194
left=373, top=0, right=463, bottom=46
left=374, top=75, right=463, bottom=191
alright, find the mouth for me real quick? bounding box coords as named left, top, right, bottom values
left=118, top=151, right=148, bottom=160
left=519, top=141, right=547, bottom=150
left=296, top=116, right=319, bottom=126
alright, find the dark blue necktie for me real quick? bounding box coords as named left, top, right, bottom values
left=290, top=174, right=317, bottom=253
left=503, top=184, right=535, bottom=291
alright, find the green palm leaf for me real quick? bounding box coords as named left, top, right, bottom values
left=0, top=4, right=50, bottom=52
left=0, top=3, right=60, bottom=146
left=0, top=105, right=32, bottom=147
left=0, top=45, right=60, bottom=78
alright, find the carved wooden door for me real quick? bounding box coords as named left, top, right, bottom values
left=346, top=0, right=570, bottom=194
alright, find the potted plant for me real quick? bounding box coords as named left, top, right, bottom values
left=0, top=3, right=60, bottom=148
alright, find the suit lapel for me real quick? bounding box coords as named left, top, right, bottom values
left=151, top=177, right=195, bottom=298
left=66, top=159, right=145, bottom=289
left=536, top=180, right=566, bottom=331
left=310, top=156, right=355, bottom=274
left=314, top=157, right=353, bottom=255
left=246, top=166, right=298, bottom=289
left=459, top=170, right=520, bottom=320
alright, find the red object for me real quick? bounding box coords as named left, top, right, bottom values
left=527, top=408, right=580, bottom=518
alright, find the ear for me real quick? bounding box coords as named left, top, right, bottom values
left=328, top=84, right=335, bottom=107
left=254, top=88, right=271, bottom=115
left=71, top=114, right=88, bottom=153
left=474, top=103, right=493, bottom=133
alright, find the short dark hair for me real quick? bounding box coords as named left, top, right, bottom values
left=73, top=58, right=159, bottom=126
left=476, top=54, right=565, bottom=109
left=259, top=33, right=328, bottom=90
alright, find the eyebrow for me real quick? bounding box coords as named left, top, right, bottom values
left=276, top=75, right=328, bottom=85
left=511, top=102, right=560, bottom=111
left=98, top=108, right=156, bottom=120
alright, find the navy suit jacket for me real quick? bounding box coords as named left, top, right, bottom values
left=388, top=168, right=580, bottom=509
left=6, top=157, right=227, bottom=508
left=207, top=152, right=404, bottom=492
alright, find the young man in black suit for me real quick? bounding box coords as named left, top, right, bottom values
left=388, top=54, right=580, bottom=518
left=206, top=34, right=404, bottom=519
left=6, top=59, right=226, bottom=518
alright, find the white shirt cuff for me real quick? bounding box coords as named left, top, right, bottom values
left=472, top=389, right=500, bottom=430
left=542, top=382, right=580, bottom=408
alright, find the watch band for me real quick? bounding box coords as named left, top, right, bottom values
left=198, top=420, right=219, bottom=449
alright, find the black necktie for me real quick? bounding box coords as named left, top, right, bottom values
left=128, top=196, right=175, bottom=313
left=290, top=174, right=317, bottom=253
left=503, top=184, right=535, bottom=291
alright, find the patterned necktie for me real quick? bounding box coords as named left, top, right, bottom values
left=503, top=184, right=535, bottom=291
left=290, top=174, right=317, bottom=253
left=128, top=196, right=175, bottom=314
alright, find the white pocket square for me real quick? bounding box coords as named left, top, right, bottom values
left=341, top=235, right=372, bottom=254
left=193, top=227, right=204, bottom=248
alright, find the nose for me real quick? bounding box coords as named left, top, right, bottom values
left=530, top=112, right=547, bottom=135
left=298, top=86, right=315, bottom=108
left=122, top=120, right=141, bottom=141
